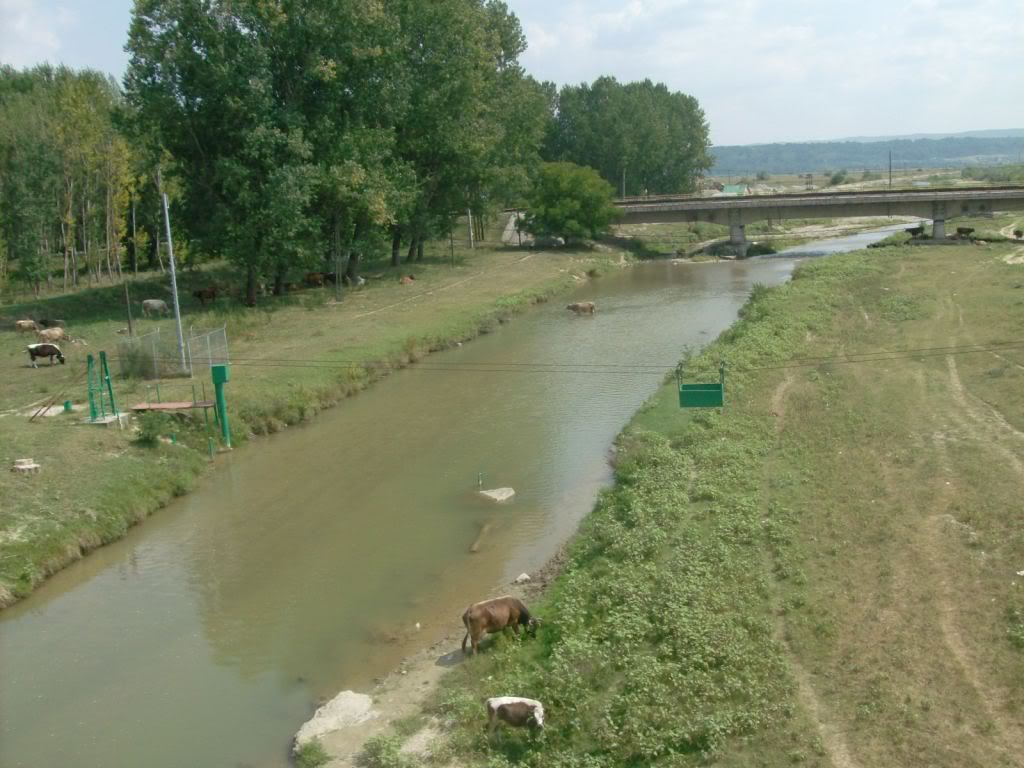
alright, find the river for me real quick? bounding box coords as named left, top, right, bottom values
left=0, top=225, right=904, bottom=768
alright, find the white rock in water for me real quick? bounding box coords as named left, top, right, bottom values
left=293, top=690, right=378, bottom=751
left=513, top=573, right=531, bottom=585
left=480, top=487, right=515, bottom=502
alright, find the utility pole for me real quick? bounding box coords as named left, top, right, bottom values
left=621, top=165, right=626, bottom=198
left=123, top=280, right=133, bottom=337
left=888, top=150, right=892, bottom=190
left=467, top=208, right=475, bottom=249
left=158, top=169, right=188, bottom=375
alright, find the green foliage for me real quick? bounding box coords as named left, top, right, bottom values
left=962, top=163, right=1024, bottom=184
left=0, top=65, right=133, bottom=292
left=545, top=76, right=711, bottom=195
left=358, top=734, right=415, bottom=768
left=134, top=412, right=176, bottom=447
left=522, top=162, right=621, bottom=243
left=828, top=169, right=848, bottom=186
left=295, top=740, right=331, bottom=768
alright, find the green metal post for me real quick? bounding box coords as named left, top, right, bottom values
left=100, top=351, right=118, bottom=417
left=212, top=364, right=231, bottom=449
left=87, top=355, right=98, bottom=421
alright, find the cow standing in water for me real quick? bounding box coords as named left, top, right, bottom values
left=566, top=301, right=596, bottom=314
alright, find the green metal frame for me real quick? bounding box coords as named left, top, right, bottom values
left=87, top=352, right=119, bottom=421
left=677, top=362, right=725, bottom=409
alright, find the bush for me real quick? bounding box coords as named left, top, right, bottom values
left=358, top=735, right=415, bottom=768
left=295, top=740, right=330, bottom=768
left=522, top=162, right=621, bottom=244
left=829, top=169, right=848, bottom=186
left=134, top=412, right=176, bottom=447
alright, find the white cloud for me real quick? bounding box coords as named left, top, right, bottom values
left=513, top=0, right=1024, bottom=144
left=0, top=0, right=74, bottom=68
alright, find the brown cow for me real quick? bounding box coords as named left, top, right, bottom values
left=566, top=301, right=596, bottom=315
left=15, top=319, right=38, bottom=333
left=485, top=697, right=545, bottom=736
left=26, top=343, right=65, bottom=367
left=36, top=327, right=70, bottom=344
left=193, top=286, right=219, bottom=306
left=461, top=596, right=540, bottom=655
left=304, top=272, right=326, bottom=287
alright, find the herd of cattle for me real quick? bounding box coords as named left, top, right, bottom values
left=461, top=595, right=546, bottom=735
left=14, top=318, right=75, bottom=368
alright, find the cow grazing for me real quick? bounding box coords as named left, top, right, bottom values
left=193, top=286, right=219, bottom=305
left=36, top=327, right=70, bottom=344
left=566, top=301, right=596, bottom=315
left=26, top=343, right=65, bottom=367
left=461, top=596, right=540, bottom=655
left=485, top=697, right=545, bottom=735
left=15, top=319, right=38, bottom=333
left=304, top=272, right=326, bottom=288
left=38, top=318, right=65, bottom=329
left=141, top=299, right=170, bottom=317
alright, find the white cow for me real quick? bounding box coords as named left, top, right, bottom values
left=485, top=697, right=545, bottom=736
left=141, top=299, right=170, bottom=317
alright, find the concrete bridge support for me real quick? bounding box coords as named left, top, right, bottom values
left=932, top=219, right=946, bottom=240
left=729, top=223, right=746, bottom=245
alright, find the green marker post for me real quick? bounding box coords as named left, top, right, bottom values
left=211, top=364, right=231, bottom=449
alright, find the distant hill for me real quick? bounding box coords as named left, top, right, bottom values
left=836, top=129, right=1024, bottom=143
left=711, top=135, right=1024, bottom=176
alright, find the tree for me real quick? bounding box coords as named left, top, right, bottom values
left=521, top=162, right=621, bottom=244
left=545, top=77, right=711, bottom=196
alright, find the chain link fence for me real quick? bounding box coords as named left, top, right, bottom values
left=117, top=326, right=229, bottom=380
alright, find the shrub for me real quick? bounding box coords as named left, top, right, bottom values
left=522, top=162, right=622, bottom=244
left=295, top=740, right=330, bottom=768
left=134, top=412, right=175, bottom=447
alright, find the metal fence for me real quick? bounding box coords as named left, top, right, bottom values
left=186, top=326, right=229, bottom=377
left=117, top=326, right=229, bottom=380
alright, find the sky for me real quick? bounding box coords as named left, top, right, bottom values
left=1, top=0, right=1022, bottom=146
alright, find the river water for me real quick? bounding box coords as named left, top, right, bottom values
left=0, top=226, right=901, bottom=768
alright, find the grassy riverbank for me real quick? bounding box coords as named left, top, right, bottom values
left=377, top=213, right=1024, bottom=767
left=0, top=241, right=621, bottom=607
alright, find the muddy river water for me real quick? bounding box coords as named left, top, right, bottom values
left=0, top=226, right=904, bottom=767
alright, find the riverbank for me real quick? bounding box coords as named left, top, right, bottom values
left=0, top=243, right=623, bottom=608
left=332, top=219, right=1024, bottom=767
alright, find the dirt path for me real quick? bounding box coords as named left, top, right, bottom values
left=768, top=371, right=862, bottom=768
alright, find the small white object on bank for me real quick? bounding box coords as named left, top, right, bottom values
left=513, top=573, right=531, bottom=585
left=479, top=487, right=515, bottom=503
left=293, top=690, right=378, bottom=752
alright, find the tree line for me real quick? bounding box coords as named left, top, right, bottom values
left=0, top=1, right=712, bottom=303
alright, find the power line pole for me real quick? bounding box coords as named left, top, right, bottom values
left=158, top=169, right=188, bottom=375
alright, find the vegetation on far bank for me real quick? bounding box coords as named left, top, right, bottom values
left=375, top=216, right=1024, bottom=767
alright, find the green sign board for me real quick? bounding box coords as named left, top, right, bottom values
left=677, top=362, right=726, bottom=409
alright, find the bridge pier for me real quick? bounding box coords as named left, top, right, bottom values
left=932, top=219, right=946, bottom=240
left=729, top=224, right=746, bottom=245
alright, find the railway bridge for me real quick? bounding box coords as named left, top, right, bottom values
left=615, top=186, right=1024, bottom=245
